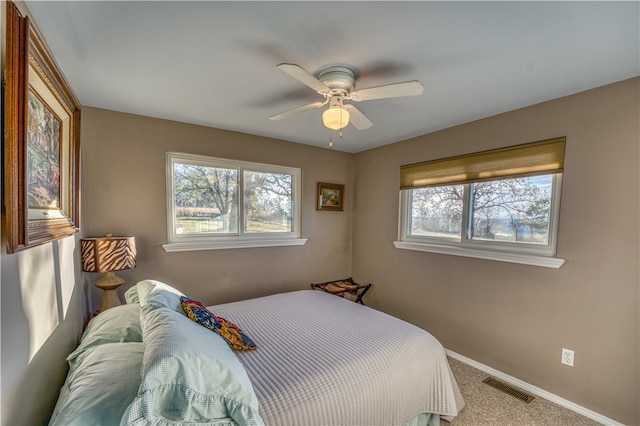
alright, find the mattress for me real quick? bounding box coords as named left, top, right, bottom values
left=212, top=290, right=464, bottom=425
left=50, top=282, right=464, bottom=426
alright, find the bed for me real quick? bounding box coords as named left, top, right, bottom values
left=49, top=279, right=464, bottom=425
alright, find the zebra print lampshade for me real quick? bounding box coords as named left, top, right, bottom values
left=81, top=235, right=137, bottom=273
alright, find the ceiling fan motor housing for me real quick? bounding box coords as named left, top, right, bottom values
left=317, top=66, right=356, bottom=96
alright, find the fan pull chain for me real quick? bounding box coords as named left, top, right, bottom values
left=339, top=100, right=344, bottom=139
left=329, top=132, right=333, bottom=148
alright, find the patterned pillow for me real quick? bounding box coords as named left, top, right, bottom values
left=180, top=296, right=256, bottom=351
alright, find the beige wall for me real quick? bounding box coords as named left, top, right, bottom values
left=352, top=78, right=639, bottom=425
left=1, top=236, right=88, bottom=425
left=76, top=80, right=640, bottom=424
left=2, top=12, right=636, bottom=422
left=81, top=108, right=354, bottom=306
left=1, top=3, right=636, bottom=424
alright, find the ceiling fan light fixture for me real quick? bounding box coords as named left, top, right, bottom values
left=273, top=63, right=423, bottom=132
left=322, top=106, right=350, bottom=130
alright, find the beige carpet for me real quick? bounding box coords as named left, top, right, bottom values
left=442, top=357, right=603, bottom=426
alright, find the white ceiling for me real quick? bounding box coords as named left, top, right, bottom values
left=24, top=1, right=639, bottom=153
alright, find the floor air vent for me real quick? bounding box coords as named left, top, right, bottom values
left=482, top=377, right=535, bottom=404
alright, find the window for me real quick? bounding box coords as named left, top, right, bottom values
left=164, top=152, right=306, bottom=252
left=396, top=138, right=565, bottom=268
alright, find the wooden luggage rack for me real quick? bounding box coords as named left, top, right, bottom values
left=310, top=277, right=372, bottom=305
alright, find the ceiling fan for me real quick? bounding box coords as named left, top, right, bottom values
left=270, top=63, right=424, bottom=131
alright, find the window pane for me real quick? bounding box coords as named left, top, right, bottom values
left=244, top=170, right=293, bottom=233
left=409, top=185, right=464, bottom=239
left=173, top=163, right=238, bottom=234
left=469, top=175, right=552, bottom=244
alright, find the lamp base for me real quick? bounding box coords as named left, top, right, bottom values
left=95, top=272, right=124, bottom=312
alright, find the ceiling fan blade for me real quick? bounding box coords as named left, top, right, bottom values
left=277, top=63, right=330, bottom=95
left=343, top=104, right=373, bottom=130
left=269, top=101, right=327, bottom=121
left=350, top=80, right=424, bottom=102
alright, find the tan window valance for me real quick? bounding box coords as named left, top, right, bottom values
left=400, top=137, right=565, bottom=189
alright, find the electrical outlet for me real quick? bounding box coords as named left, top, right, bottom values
left=561, top=348, right=575, bottom=366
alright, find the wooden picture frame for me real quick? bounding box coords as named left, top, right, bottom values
left=317, top=182, right=345, bottom=211
left=5, top=1, right=81, bottom=253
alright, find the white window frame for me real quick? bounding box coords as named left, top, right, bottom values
left=395, top=174, right=565, bottom=268
left=163, top=152, right=306, bottom=252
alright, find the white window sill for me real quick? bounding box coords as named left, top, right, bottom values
left=393, top=241, right=565, bottom=269
left=163, top=238, right=308, bottom=252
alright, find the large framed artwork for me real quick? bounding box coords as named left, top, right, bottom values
left=5, top=1, right=81, bottom=253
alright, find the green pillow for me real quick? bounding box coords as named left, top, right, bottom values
left=124, top=285, right=140, bottom=304
left=50, top=342, right=145, bottom=426
left=121, top=304, right=263, bottom=425
left=136, top=279, right=185, bottom=312
left=67, top=304, right=142, bottom=367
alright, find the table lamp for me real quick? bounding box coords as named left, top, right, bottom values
left=81, top=234, right=136, bottom=312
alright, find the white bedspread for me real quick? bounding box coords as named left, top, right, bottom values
left=211, top=290, right=464, bottom=425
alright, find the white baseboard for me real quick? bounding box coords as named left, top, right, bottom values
left=445, top=349, right=622, bottom=426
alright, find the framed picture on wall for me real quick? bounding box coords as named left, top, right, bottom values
left=317, top=182, right=345, bottom=211
left=5, top=1, right=81, bottom=253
